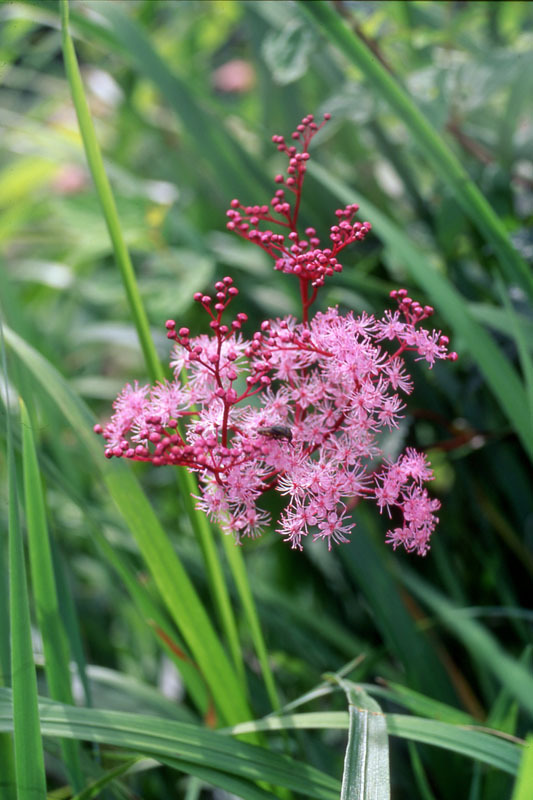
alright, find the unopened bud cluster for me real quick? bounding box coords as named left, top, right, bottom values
left=226, top=115, right=372, bottom=318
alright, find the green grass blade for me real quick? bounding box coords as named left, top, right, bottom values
left=407, top=741, right=438, bottom=800
left=332, top=678, right=390, bottom=800
left=0, top=691, right=340, bottom=800
left=70, top=757, right=152, bottom=800
left=385, top=714, right=522, bottom=777
left=59, top=0, right=162, bottom=384
left=0, top=324, right=17, bottom=800
left=362, top=682, right=475, bottom=726
left=511, top=735, right=533, bottom=800
left=221, top=537, right=281, bottom=712
left=228, top=711, right=522, bottom=776
left=191, top=509, right=245, bottom=686
left=297, top=0, right=533, bottom=302
left=310, top=162, right=533, bottom=461
left=60, top=0, right=243, bottom=677
left=20, top=398, right=84, bottom=791
left=4, top=325, right=251, bottom=728
left=8, top=405, right=46, bottom=797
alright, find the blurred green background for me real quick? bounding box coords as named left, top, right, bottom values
left=1, top=1, right=533, bottom=798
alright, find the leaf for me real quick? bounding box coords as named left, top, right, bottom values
left=7, top=393, right=46, bottom=796
left=332, top=678, right=390, bottom=800
left=0, top=690, right=340, bottom=800
left=228, top=711, right=522, bottom=776
left=60, top=0, right=161, bottom=384
left=511, top=735, right=533, bottom=800
left=20, top=398, right=83, bottom=790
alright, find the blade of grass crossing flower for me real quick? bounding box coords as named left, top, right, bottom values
left=297, top=0, right=533, bottom=303
left=511, top=735, right=533, bottom=800
left=330, top=678, right=390, bottom=800
left=0, top=691, right=340, bottom=800
left=4, top=326, right=251, bottom=728
left=20, top=398, right=84, bottom=791
left=309, top=162, right=533, bottom=462
left=189, top=500, right=245, bottom=686
left=60, top=0, right=243, bottom=681
left=60, top=0, right=161, bottom=384
left=8, top=409, right=46, bottom=796
left=103, top=467, right=252, bottom=728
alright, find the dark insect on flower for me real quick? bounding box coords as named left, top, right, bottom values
left=257, top=424, right=293, bottom=443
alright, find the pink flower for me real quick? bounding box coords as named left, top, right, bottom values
left=95, top=115, right=457, bottom=556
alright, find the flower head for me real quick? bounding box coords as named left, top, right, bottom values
left=96, top=115, right=457, bottom=556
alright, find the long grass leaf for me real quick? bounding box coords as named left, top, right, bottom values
left=0, top=324, right=17, bottom=800
left=297, top=0, right=533, bottom=302
left=60, top=0, right=244, bottom=679
left=59, top=0, right=161, bottom=384
left=0, top=690, right=340, bottom=800
left=228, top=711, right=522, bottom=776
left=91, top=530, right=209, bottom=716
left=221, top=537, right=281, bottom=712
left=511, top=735, right=533, bottom=800
left=20, top=398, right=83, bottom=790
left=8, top=402, right=46, bottom=796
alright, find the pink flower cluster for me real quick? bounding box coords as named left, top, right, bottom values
left=95, top=114, right=457, bottom=554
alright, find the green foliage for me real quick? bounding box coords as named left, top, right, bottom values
left=1, top=1, right=532, bottom=797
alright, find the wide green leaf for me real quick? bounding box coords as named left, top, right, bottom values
left=0, top=690, right=340, bottom=800
left=333, top=678, right=390, bottom=800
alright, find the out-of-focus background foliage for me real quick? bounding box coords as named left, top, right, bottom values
left=1, top=1, right=533, bottom=798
